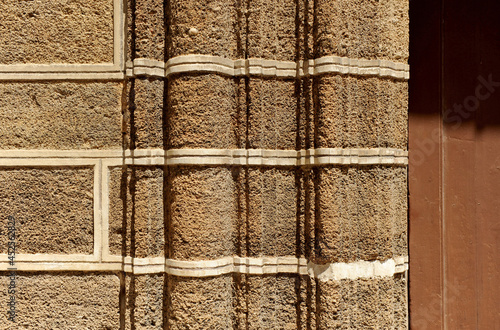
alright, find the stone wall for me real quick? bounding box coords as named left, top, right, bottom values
left=0, top=0, right=409, bottom=328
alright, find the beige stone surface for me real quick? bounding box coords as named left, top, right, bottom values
left=318, top=275, right=408, bottom=329
left=247, top=0, right=297, bottom=61
left=168, top=167, right=236, bottom=260
left=125, top=78, right=165, bottom=149
left=167, top=74, right=239, bottom=149
left=245, top=168, right=298, bottom=257
left=125, top=274, right=165, bottom=329
left=168, top=0, right=239, bottom=58
left=0, top=82, right=122, bottom=150
left=135, top=0, right=165, bottom=61
left=234, top=274, right=316, bottom=330
left=109, top=166, right=165, bottom=258
left=315, top=0, right=409, bottom=62
left=0, top=0, right=114, bottom=65
left=0, top=168, right=93, bottom=254
left=316, top=74, right=408, bottom=149
left=316, top=166, right=407, bottom=263
left=166, top=275, right=234, bottom=329
left=0, top=272, right=119, bottom=329
left=247, top=78, right=297, bottom=150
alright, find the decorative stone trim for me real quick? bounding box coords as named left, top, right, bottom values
left=0, top=255, right=408, bottom=280
left=127, top=54, right=409, bottom=80
left=0, top=148, right=408, bottom=167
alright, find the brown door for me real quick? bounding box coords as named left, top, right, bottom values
left=409, top=0, right=500, bottom=328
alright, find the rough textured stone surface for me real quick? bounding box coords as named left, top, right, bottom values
left=318, top=275, right=408, bottom=329
left=168, top=0, right=238, bottom=58
left=247, top=0, right=297, bottom=61
left=167, top=74, right=239, bottom=149
left=245, top=168, right=298, bottom=257
left=0, top=168, right=93, bottom=254
left=0, top=82, right=122, bottom=150
left=168, top=167, right=236, bottom=260
left=316, top=166, right=407, bottom=263
left=167, top=275, right=234, bottom=329
left=135, top=0, right=165, bottom=61
left=126, top=78, right=165, bottom=149
left=247, top=78, right=297, bottom=150
left=315, top=0, right=409, bottom=62
left=234, top=274, right=317, bottom=330
left=125, top=274, right=165, bottom=329
left=109, top=166, right=165, bottom=258
left=0, top=0, right=114, bottom=64
left=0, top=272, right=119, bottom=329
left=316, top=75, right=408, bottom=149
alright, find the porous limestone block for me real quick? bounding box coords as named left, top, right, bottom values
left=167, top=0, right=238, bottom=58
left=247, top=78, right=297, bottom=150
left=0, top=272, right=120, bottom=328
left=166, top=275, right=234, bottom=329
left=135, top=0, right=165, bottom=61
left=316, top=75, right=408, bottom=149
left=125, top=274, right=165, bottom=329
left=245, top=167, right=298, bottom=257
left=0, top=82, right=123, bottom=150
left=315, top=0, right=409, bottom=62
left=317, top=275, right=408, bottom=329
left=108, top=166, right=165, bottom=258
left=0, top=0, right=114, bottom=64
left=167, top=167, right=237, bottom=260
left=167, top=74, right=239, bottom=149
left=247, top=0, right=297, bottom=61
left=0, top=167, right=94, bottom=255
left=316, top=166, right=407, bottom=263
left=234, top=274, right=317, bottom=330
left=125, top=78, right=165, bottom=149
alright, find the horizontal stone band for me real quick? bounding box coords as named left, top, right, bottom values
left=0, top=255, right=408, bottom=280
left=0, top=148, right=408, bottom=167
left=127, top=54, right=409, bottom=80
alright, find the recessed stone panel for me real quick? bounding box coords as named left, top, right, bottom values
left=108, top=166, right=165, bottom=258
left=0, top=82, right=123, bottom=150
left=0, top=272, right=120, bottom=328
left=0, top=167, right=94, bottom=255
left=0, top=0, right=114, bottom=65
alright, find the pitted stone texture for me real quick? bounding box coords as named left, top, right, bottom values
left=0, top=272, right=119, bottom=329
left=234, top=274, right=317, bottom=330
left=247, top=78, right=297, bottom=150
left=0, top=0, right=114, bottom=64
left=0, top=168, right=93, bottom=254
left=318, top=275, right=408, bottom=329
left=167, top=275, right=234, bottom=329
left=315, top=0, right=409, bottom=62
left=168, top=167, right=237, bottom=260
left=316, top=166, right=407, bottom=263
left=247, top=0, right=297, bottom=61
left=0, top=82, right=122, bottom=150
left=109, top=166, right=165, bottom=258
left=135, top=0, right=165, bottom=61
left=167, top=74, right=239, bottom=149
left=244, top=167, right=298, bottom=257
left=316, top=75, right=408, bottom=149
left=168, top=0, right=238, bottom=58
left=126, top=79, right=165, bottom=149
left=246, top=275, right=301, bottom=329
left=125, top=274, right=165, bottom=329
